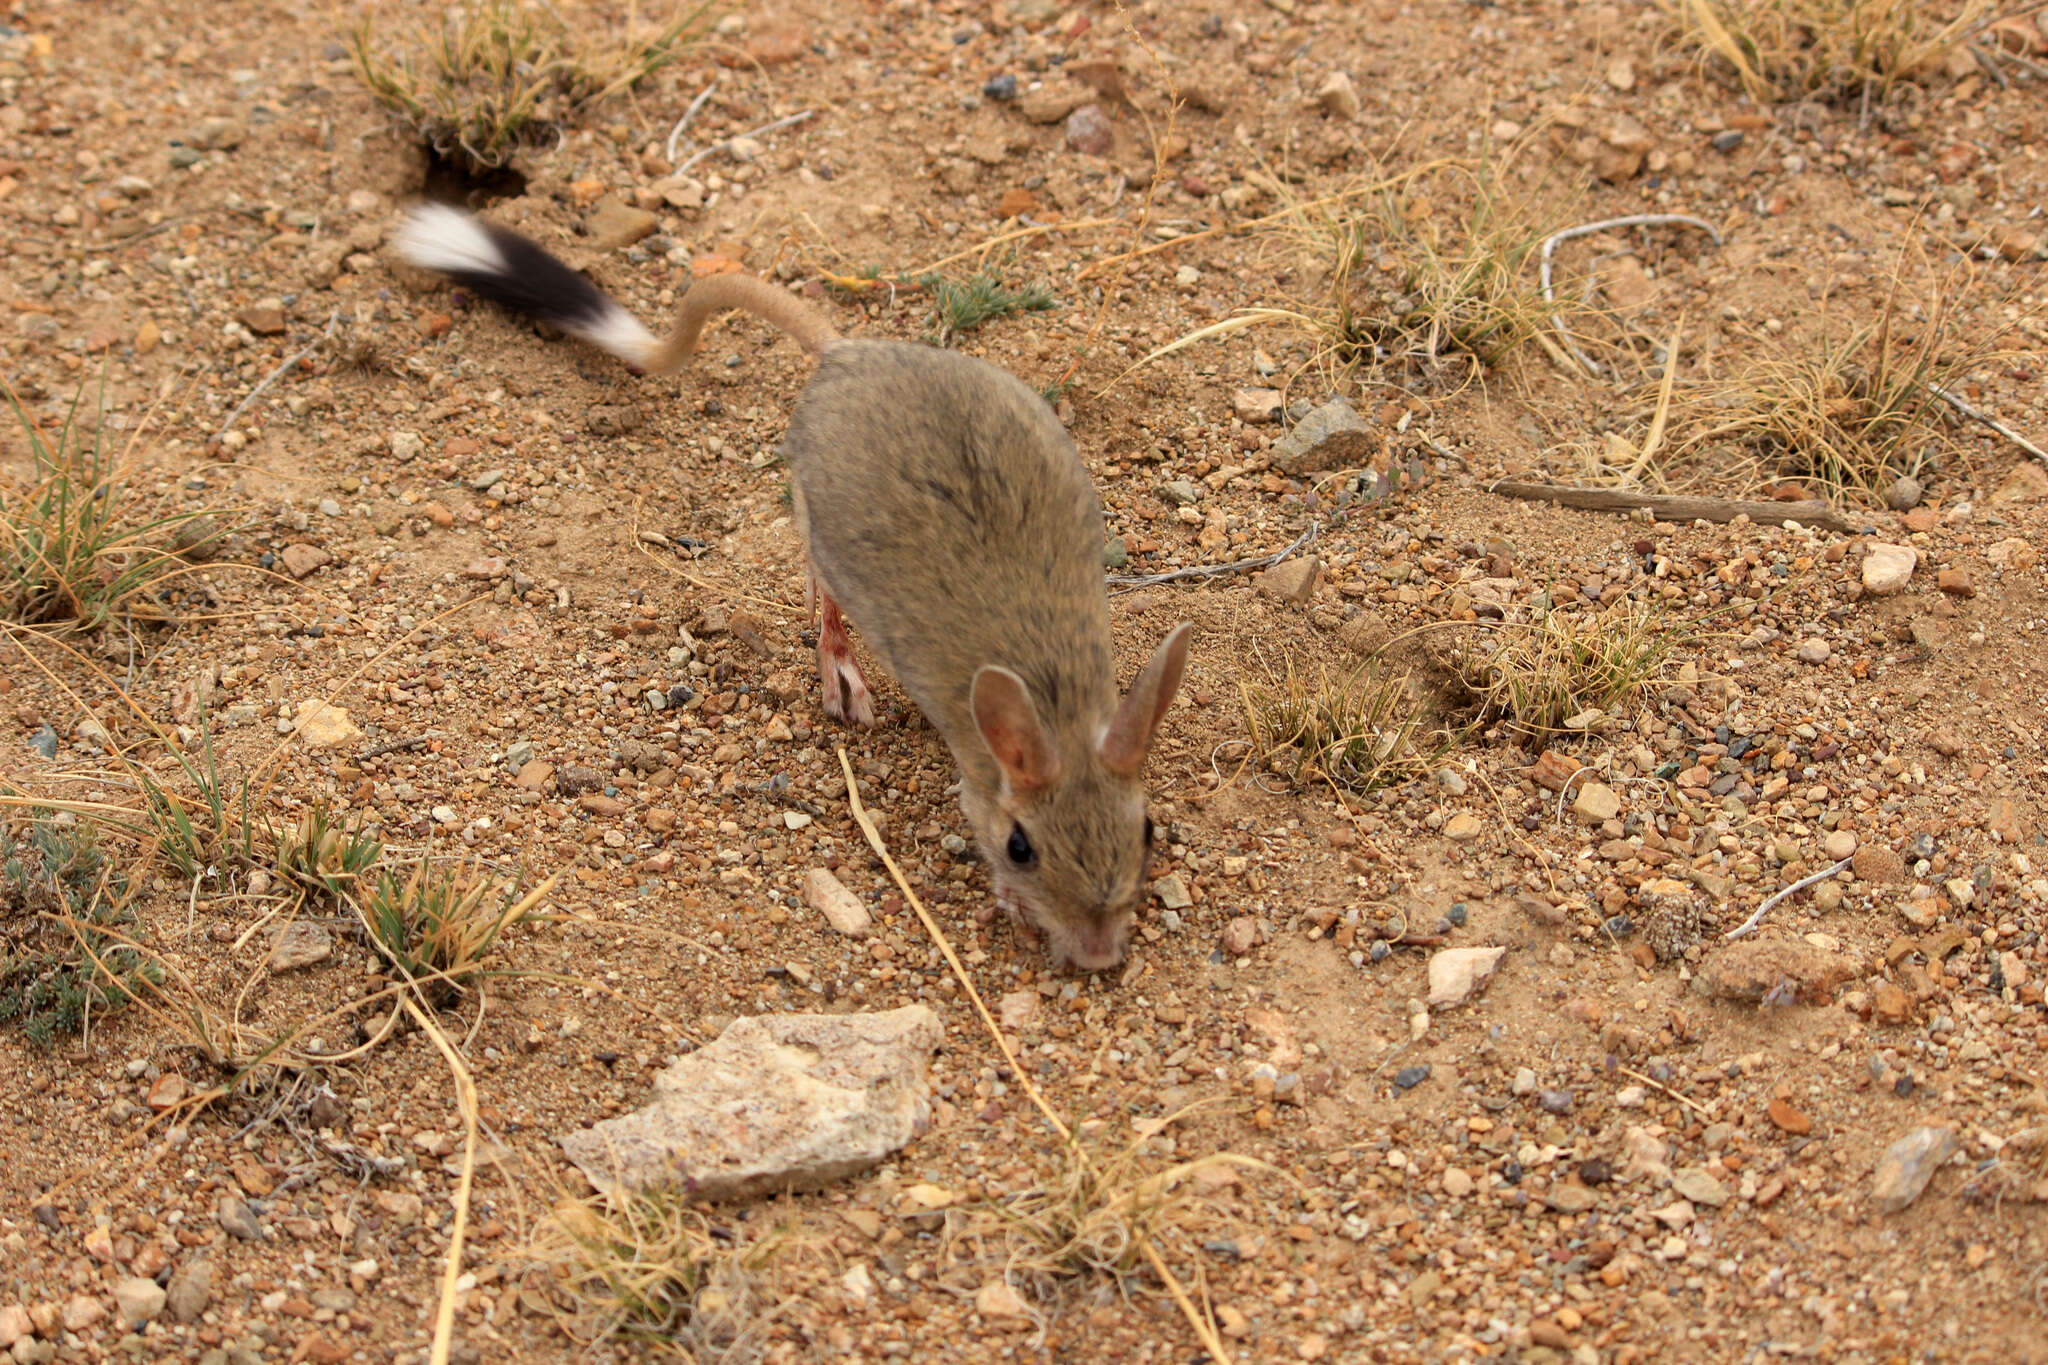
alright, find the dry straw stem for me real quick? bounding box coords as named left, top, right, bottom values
left=1450, top=598, right=1690, bottom=740
left=347, top=0, right=718, bottom=171
left=1663, top=0, right=1995, bottom=103
left=833, top=749, right=1240, bottom=1365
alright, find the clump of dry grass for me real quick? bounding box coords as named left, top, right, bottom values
left=529, top=1190, right=777, bottom=1357
left=1139, top=148, right=1579, bottom=389
left=1, top=383, right=223, bottom=631
left=347, top=0, right=717, bottom=173
left=1672, top=273, right=1981, bottom=503
left=357, top=856, right=544, bottom=1007
left=1242, top=658, right=1458, bottom=793
left=1450, top=599, right=1689, bottom=739
left=983, top=1124, right=1276, bottom=1300
left=1662, top=0, right=1992, bottom=104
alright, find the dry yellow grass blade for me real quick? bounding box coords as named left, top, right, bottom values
left=1663, top=0, right=1994, bottom=103
left=833, top=748, right=1239, bottom=1365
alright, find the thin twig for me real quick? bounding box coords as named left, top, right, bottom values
left=1617, top=1065, right=1712, bottom=1118
left=674, top=109, right=813, bottom=175
left=215, top=309, right=339, bottom=441
left=1722, top=856, right=1853, bottom=941
left=1539, top=215, right=1722, bottom=375
left=834, top=747, right=1234, bottom=1365
left=663, top=80, right=718, bottom=164
left=1486, top=479, right=1857, bottom=533
left=1927, top=383, right=2048, bottom=464
left=1107, top=521, right=1319, bottom=591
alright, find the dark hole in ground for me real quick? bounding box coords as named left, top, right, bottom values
left=417, top=144, right=528, bottom=208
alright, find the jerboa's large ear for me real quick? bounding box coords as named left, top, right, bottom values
left=1099, top=622, right=1192, bottom=776
left=973, top=665, right=1061, bottom=794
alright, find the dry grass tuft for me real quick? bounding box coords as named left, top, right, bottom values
left=529, top=1189, right=777, bottom=1358
left=985, top=1123, right=1277, bottom=1297
left=1449, top=599, right=1690, bottom=740
left=1242, top=658, right=1458, bottom=793
left=1662, top=0, right=1992, bottom=104
left=1139, top=148, right=1579, bottom=390
left=347, top=0, right=717, bottom=173
left=275, top=803, right=383, bottom=901
left=357, top=856, right=544, bottom=1007
left=1, top=384, right=224, bottom=631
left=1671, top=270, right=1983, bottom=503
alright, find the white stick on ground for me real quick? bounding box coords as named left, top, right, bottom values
left=1540, top=214, right=1722, bottom=376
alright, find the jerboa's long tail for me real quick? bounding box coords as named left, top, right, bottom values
left=391, top=203, right=839, bottom=373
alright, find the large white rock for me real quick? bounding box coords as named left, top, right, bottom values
left=561, top=1006, right=943, bottom=1199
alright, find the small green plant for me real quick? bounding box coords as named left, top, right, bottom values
left=138, top=726, right=261, bottom=881
left=531, top=1187, right=776, bottom=1351
left=277, top=804, right=383, bottom=900
left=1242, top=658, right=1456, bottom=793
left=825, top=265, right=1057, bottom=347
left=358, top=856, right=538, bottom=1005
left=1, top=382, right=222, bottom=630
left=1, top=816, right=161, bottom=1046
left=926, top=269, right=1056, bottom=345
left=347, top=0, right=717, bottom=173
left=1662, top=0, right=1990, bottom=104
left=1450, top=598, right=1689, bottom=739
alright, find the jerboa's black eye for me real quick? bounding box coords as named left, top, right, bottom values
left=1006, top=824, right=1037, bottom=867
left=1143, top=816, right=1156, bottom=847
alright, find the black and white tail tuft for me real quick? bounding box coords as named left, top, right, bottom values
left=392, top=204, right=658, bottom=369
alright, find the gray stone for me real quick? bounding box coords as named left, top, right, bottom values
left=1157, top=479, right=1201, bottom=507
left=216, top=1195, right=263, bottom=1240
left=1672, top=1166, right=1730, bottom=1207
left=1886, top=475, right=1924, bottom=510
left=1064, top=103, right=1113, bottom=156
left=166, top=1258, right=214, bottom=1323
left=1271, top=398, right=1377, bottom=476
left=1872, top=1125, right=1957, bottom=1213
left=560, top=1006, right=943, bottom=1198
left=266, top=922, right=332, bottom=972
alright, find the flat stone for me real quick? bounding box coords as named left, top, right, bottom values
left=1442, top=812, right=1484, bottom=842
left=1861, top=543, right=1917, bottom=595
left=237, top=306, right=286, bottom=336
left=1270, top=398, right=1377, bottom=476
left=1017, top=84, right=1089, bottom=125
left=1152, top=873, right=1192, bottom=909
left=280, top=543, right=330, bottom=579
left=266, top=922, right=332, bottom=972
left=1427, top=946, right=1507, bottom=1008
left=804, top=868, right=872, bottom=937
left=588, top=197, right=658, bottom=250
left=1672, top=1167, right=1730, bottom=1207
left=1872, top=1125, right=1957, bottom=1213
left=1256, top=555, right=1321, bottom=604
left=111, top=1278, right=165, bottom=1328
left=1065, top=103, right=1114, bottom=156
left=1571, top=781, right=1621, bottom=823
left=1233, top=387, right=1284, bottom=423
left=1314, top=69, right=1360, bottom=119
left=1696, top=940, right=1857, bottom=1005
left=1991, top=461, right=2048, bottom=504
left=559, top=1006, right=943, bottom=1199
left=291, top=700, right=361, bottom=749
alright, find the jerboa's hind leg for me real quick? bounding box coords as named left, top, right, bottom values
left=792, top=481, right=874, bottom=728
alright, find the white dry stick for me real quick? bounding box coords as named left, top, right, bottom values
left=674, top=109, right=815, bottom=175
left=1539, top=214, right=1722, bottom=376
left=1722, top=856, right=1853, bottom=941
left=664, top=80, right=718, bottom=164
left=1927, top=383, right=2048, bottom=466
left=1107, top=520, right=1318, bottom=591
left=215, top=309, right=339, bottom=442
